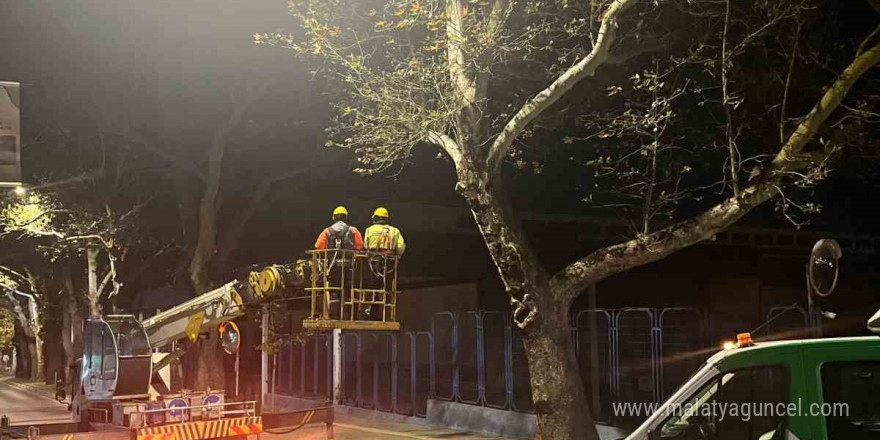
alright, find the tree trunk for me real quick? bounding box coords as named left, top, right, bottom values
left=27, top=338, right=40, bottom=381
left=189, top=136, right=225, bottom=295
left=521, top=294, right=595, bottom=440
left=13, top=326, right=30, bottom=379
left=4, top=288, right=41, bottom=380
left=62, top=267, right=83, bottom=386
left=27, top=298, right=43, bottom=381
left=86, top=246, right=101, bottom=316
left=187, top=89, right=265, bottom=390
left=455, top=163, right=598, bottom=440
left=187, top=141, right=226, bottom=390
left=192, top=330, right=224, bottom=392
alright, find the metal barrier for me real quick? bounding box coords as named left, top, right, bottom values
left=274, top=305, right=818, bottom=424
left=414, top=331, right=433, bottom=417
left=458, top=312, right=481, bottom=405
left=482, top=311, right=512, bottom=410
left=510, top=323, right=534, bottom=413
left=375, top=332, right=395, bottom=412
left=658, top=308, right=707, bottom=401
left=762, top=306, right=810, bottom=341
left=431, top=312, right=457, bottom=401
left=395, top=332, right=414, bottom=415
left=615, top=307, right=659, bottom=426
left=341, top=332, right=360, bottom=405
left=574, top=309, right=615, bottom=423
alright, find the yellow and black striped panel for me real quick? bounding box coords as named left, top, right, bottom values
left=226, top=417, right=263, bottom=437
left=136, top=417, right=262, bottom=440
left=136, top=421, right=201, bottom=440
left=201, top=418, right=235, bottom=439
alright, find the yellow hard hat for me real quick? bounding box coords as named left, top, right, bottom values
left=332, top=206, right=348, bottom=217
left=373, top=207, right=389, bottom=218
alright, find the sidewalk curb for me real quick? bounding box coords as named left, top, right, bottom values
left=334, top=423, right=480, bottom=440
left=3, top=378, right=59, bottom=401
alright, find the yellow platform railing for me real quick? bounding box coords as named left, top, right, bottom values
left=302, top=249, right=400, bottom=331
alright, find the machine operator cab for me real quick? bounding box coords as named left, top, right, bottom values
left=80, top=315, right=152, bottom=402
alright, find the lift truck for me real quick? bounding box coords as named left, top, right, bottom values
left=58, top=250, right=400, bottom=440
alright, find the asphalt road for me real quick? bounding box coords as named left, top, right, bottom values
left=0, top=376, right=72, bottom=426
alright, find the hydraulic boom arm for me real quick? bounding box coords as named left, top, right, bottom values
left=140, top=282, right=247, bottom=350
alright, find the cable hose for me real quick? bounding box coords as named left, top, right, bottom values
left=263, top=405, right=332, bottom=434
left=264, top=423, right=310, bottom=434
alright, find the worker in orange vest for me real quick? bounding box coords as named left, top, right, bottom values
left=315, top=206, right=364, bottom=251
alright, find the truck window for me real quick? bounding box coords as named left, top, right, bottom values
left=656, top=365, right=788, bottom=440
left=89, top=323, right=102, bottom=374
left=821, top=361, right=880, bottom=439
left=101, top=326, right=117, bottom=379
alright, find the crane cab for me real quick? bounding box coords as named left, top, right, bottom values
left=301, top=249, right=401, bottom=331
left=81, top=315, right=152, bottom=402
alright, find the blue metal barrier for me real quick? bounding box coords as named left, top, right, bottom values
left=273, top=305, right=814, bottom=424
left=431, top=312, right=457, bottom=402
left=396, top=332, right=414, bottom=415
left=658, top=308, right=707, bottom=401
left=481, top=311, right=512, bottom=410
left=375, top=332, right=395, bottom=412
left=341, top=332, right=360, bottom=405
left=615, top=308, right=659, bottom=420
left=510, top=325, right=534, bottom=413
left=458, top=312, right=482, bottom=405
left=414, top=331, right=433, bottom=417
left=762, top=306, right=810, bottom=341
left=574, top=309, right=615, bottom=423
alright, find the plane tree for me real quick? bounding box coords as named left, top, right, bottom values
left=265, top=0, right=880, bottom=437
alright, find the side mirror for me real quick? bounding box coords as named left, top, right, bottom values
left=809, top=239, right=842, bottom=297
left=869, top=308, right=880, bottom=334
left=218, top=321, right=241, bottom=355
left=690, top=414, right=716, bottom=439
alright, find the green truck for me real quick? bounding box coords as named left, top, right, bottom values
left=622, top=309, right=880, bottom=440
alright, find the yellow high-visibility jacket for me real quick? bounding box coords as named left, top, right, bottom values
left=364, top=223, right=406, bottom=256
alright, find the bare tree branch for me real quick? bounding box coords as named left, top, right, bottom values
left=446, top=0, right=477, bottom=108
left=779, top=20, right=802, bottom=144
left=485, top=0, right=639, bottom=177
left=770, top=42, right=880, bottom=169
left=427, top=131, right=463, bottom=167
left=552, top=41, right=880, bottom=296
left=215, top=165, right=321, bottom=269
left=189, top=78, right=273, bottom=291
left=721, top=0, right=739, bottom=196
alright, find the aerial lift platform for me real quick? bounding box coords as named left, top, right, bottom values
left=252, top=250, right=401, bottom=331
left=302, top=249, right=400, bottom=331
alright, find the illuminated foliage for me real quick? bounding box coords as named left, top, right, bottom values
left=0, top=193, right=59, bottom=239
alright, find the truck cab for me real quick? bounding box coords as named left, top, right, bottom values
left=80, top=315, right=152, bottom=402
left=624, top=334, right=880, bottom=440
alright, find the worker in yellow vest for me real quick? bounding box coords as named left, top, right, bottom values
left=364, top=207, right=406, bottom=256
